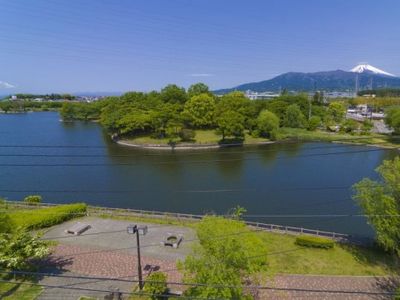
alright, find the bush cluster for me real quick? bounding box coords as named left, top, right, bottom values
left=9, top=203, right=87, bottom=230
left=295, top=235, right=335, bottom=249
left=23, top=195, right=42, bottom=205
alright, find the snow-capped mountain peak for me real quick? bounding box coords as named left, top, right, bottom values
left=350, top=63, right=395, bottom=77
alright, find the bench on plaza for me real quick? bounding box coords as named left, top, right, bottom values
left=160, top=233, right=183, bottom=248
left=65, top=222, right=91, bottom=235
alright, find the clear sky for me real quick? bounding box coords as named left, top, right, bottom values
left=0, top=0, right=399, bottom=94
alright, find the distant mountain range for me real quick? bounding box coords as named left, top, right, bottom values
left=215, top=64, right=400, bottom=94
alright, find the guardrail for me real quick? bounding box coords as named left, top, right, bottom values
left=4, top=200, right=371, bottom=245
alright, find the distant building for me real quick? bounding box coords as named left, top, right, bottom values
left=11, top=95, right=17, bottom=100
left=245, top=90, right=280, bottom=100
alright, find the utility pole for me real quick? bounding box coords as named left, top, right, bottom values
left=127, top=225, right=148, bottom=290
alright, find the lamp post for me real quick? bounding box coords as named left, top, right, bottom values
left=127, top=224, right=148, bottom=290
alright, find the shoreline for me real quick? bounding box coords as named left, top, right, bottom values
left=116, top=139, right=276, bottom=150
left=116, top=138, right=400, bottom=151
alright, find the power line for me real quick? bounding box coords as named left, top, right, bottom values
left=0, top=279, right=220, bottom=300
left=0, top=271, right=396, bottom=297
left=0, top=148, right=389, bottom=167
left=0, top=185, right=352, bottom=194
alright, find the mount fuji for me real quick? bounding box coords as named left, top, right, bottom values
left=215, top=64, right=400, bottom=94
left=350, top=63, right=395, bottom=77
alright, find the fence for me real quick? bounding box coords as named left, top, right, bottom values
left=4, top=200, right=372, bottom=245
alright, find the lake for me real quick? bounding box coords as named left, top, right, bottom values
left=0, top=112, right=397, bottom=237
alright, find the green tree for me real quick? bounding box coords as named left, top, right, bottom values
left=60, top=102, right=76, bottom=121
left=187, top=83, right=210, bottom=97
left=256, top=110, right=279, bottom=139
left=361, top=119, right=373, bottom=135
left=308, top=116, right=321, bottom=131
left=215, top=92, right=250, bottom=119
left=180, top=216, right=266, bottom=299
left=353, top=157, right=400, bottom=255
left=160, top=84, right=187, bottom=104
left=144, top=271, right=168, bottom=300
left=327, top=102, right=346, bottom=123
left=0, top=230, right=49, bottom=270
left=385, top=107, right=400, bottom=134
left=216, top=111, right=245, bottom=140
left=0, top=213, right=13, bottom=234
left=283, top=104, right=306, bottom=128
left=182, top=94, right=216, bottom=128
left=341, top=119, right=359, bottom=133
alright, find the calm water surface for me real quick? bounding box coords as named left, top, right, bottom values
left=0, top=112, right=398, bottom=237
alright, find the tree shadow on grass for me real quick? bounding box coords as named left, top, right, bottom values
left=340, top=243, right=400, bottom=275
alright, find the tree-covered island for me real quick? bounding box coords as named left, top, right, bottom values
left=56, top=83, right=400, bottom=148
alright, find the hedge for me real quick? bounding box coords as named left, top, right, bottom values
left=295, top=235, right=335, bottom=249
left=9, top=203, right=87, bottom=230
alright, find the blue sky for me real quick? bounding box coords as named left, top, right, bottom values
left=0, top=0, right=399, bottom=93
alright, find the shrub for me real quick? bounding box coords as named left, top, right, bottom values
left=23, top=195, right=42, bottom=205
left=395, top=287, right=400, bottom=300
left=9, top=203, right=87, bottom=230
left=308, top=116, right=321, bottom=131
left=256, top=109, right=280, bottom=139
left=144, top=271, right=168, bottom=299
left=295, top=235, right=335, bottom=249
left=179, top=128, right=195, bottom=141
left=341, top=119, right=359, bottom=133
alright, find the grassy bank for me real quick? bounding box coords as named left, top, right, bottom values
left=278, top=128, right=400, bottom=148
left=121, top=128, right=400, bottom=149
left=260, top=231, right=399, bottom=276
left=123, top=129, right=268, bottom=146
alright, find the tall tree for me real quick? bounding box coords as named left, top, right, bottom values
left=160, top=84, right=187, bottom=104
left=283, top=104, right=306, bottom=128
left=385, top=107, right=400, bottom=134
left=182, top=94, right=216, bottom=128
left=353, top=157, right=400, bottom=255
left=216, top=111, right=245, bottom=140
left=187, top=83, right=210, bottom=97
left=256, top=109, right=280, bottom=139
left=327, top=102, right=346, bottom=124
left=180, top=216, right=267, bottom=299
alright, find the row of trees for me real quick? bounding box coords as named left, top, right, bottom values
left=0, top=100, right=63, bottom=112
left=61, top=83, right=352, bottom=142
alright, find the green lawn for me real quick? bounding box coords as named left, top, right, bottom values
left=260, top=231, right=399, bottom=276
left=277, top=127, right=400, bottom=148
left=0, top=277, right=42, bottom=300
left=124, top=129, right=269, bottom=146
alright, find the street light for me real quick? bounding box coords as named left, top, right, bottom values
left=127, top=224, right=148, bottom=290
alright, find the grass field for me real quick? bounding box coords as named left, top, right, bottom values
left=277, top=127, right=400, bottom=148
left=0, top=276, right=42, bottom=300
left=125, top=129, right=268, bottom=146
left=260, top=231, right=399, bottom=276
